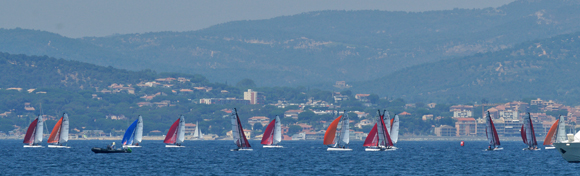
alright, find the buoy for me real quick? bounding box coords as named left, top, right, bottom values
left=460, top=141, right=464, bottom=146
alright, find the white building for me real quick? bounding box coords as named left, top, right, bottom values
left=453, top=110, right=473, bottom=118
left=244, top=89, right=263, bottom=104
left=500, top=110, right=519, bottom=120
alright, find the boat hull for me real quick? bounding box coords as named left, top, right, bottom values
left=545, top=146, right=556, bottom=150
left=263, top=145, right=283, bottom=148
left=554, top=143, right=580, bottom=162
left=365, top=148, right=381, bottom=151
left=231, top=148, right=253, bottom=151
left=91, top=147, right=131, bottom=153
left=522, top=148, right=541, bottom=151
left=123, top=145, right=142, bottom=148
left=327, top=147, right=352, bottom=151
left=165, top=145, right=185, bottom=148
left=485, top=147, right=503, bottom=151
left=23, top=145, right=43, bottom=148
left=48, top=145, right=70, bottom=148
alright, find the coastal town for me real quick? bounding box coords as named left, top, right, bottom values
left=0, top=77, right=574, bottom=142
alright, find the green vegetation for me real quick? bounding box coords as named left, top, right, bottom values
left=357, top=31, right=580, bottom=105
left=1, top=0, right=580, bottom=87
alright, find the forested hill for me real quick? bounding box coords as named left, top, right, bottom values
left=356, top=31, right=580, bottom=104
left=0, top=52, right=206, bottom=90
left=1, top=0, right=580, bottom=86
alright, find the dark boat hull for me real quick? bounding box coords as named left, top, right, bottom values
left=91, top=147, right=131, bottom=153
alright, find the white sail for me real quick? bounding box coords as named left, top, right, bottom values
left=385, top=112, right=391, bottom=133
left=135, top=115, right=143, bottom=143
left=273, top=116, right=282, bottom=145
left=59, top=113, right=69, bottom=144
left=231, top=113, right=241, bottom=146
left=391, top=115, right=400, bottom=144
left=176, top=115, right=185, bottom=144
left=556, top=115, right=567, bottom=142
left=34, top=115, right=43, bottom=144
left=341, top=113, right=350, bottom=145
left=194, top=121, right=200, bottom=138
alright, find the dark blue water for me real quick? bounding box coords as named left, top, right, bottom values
left=1, top=140, right=578, bottom=175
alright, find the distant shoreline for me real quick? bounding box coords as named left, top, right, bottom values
left=0, top=136, right=529, bottom=141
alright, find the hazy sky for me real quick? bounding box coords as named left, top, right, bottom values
left=0, top=0, right=516, bottom=38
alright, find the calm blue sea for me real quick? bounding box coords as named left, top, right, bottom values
left=1, top=140, right=578, bottom=175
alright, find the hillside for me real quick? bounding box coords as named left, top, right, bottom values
left=356, top=31, right=580, bottom=104
left=1, top=0, right=580, bottom=86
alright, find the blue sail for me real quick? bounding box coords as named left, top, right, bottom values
left=122, top=119, right=138, bottom=145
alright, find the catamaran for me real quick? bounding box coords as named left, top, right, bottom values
left=485, top=111, right=502, bottom=151
left=164, top=115, right=185, bottom=147
left=48, top=113, right=70, bottom=148
left=23, top=115, right=44, bottom=148
left=324, top=111, right=352, bottom=151
left=192, top=121, right=204, bottom=140
left=543, top=119, right=559, bottom=150
left=231, top=108, right=252, bottom=151
left=122, top=115, right=143, bottom=148
left=261, top=116, right=282, bottom=148
left=521, top=113, right=540, bottom=150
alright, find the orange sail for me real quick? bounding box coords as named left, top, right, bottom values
left=48, top=117, right=63, bottom=144
left=543, top=119, right=559, bottom=145
left=323, top=115, right=342, bottom=145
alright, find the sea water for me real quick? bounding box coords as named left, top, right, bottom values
left=1, top=140, right=578, bottom=175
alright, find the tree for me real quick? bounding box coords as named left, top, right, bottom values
left=298, top=110, right=316, bottom=121
left=288, top=125, right=302, bottom=135
left=340, top=90, right=352, bottom=96
left=368, top=94, right=379, bottom=104
left=236, top=78, right=256, bottom=88
left=253, top=122, right=264, bottom=132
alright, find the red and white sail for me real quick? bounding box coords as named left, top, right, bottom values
left=261, top=116, right=281, bottom=145
left=377, top=110, right=393, bottom=147
left=232, top=109, right=251, bottom=149
left=48, top=113, right=69, bottom=145
left=485, top=111, right=500, bottom=147
left=23, top=115, right=43, bottom=145
left=544, top=119, right=559, bottom=146
left=164, top=115, right=185, bottom=145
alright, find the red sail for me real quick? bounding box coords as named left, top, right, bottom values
left=260, top=119, right=276, bottom=145
left=520, top=125, right=527, bottom=144
left=23, top=119, right=38, bottom=144
left=48, top=117, right=63, bottom=144
left=237, top=114, right=251, bottom=148
left=529, top=116, right=537, bottom=146
left=323, top=115, right=343, bottom=145
left=363, top=123, right=379, bottom=147
left=380, top=114, right=394, bottom=146
left=490, top=117, right=500, bottom=146
left=544, top=120, right=559, bottom=145
left=163, top=118, right=180, bottom=144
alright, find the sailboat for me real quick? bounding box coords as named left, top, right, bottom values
left=261, top=116, right=282, bottom=148
left=543, top=119, right=559, bottom=150
left=324, top=111, right=352, bottom=151
left=521, top=113, right=540, bottom=150
left=122, top=115, right=143, bottom=148
left=231, top=108, right=252, bottom=151
left=47, top=113, right=70, bottom=148
left=192, top=121, right=204, bottom=140
left=164, top=115, right=185, bottom=147
left=23, top=115, right=44, bottom=148
left=485, top=111, right=502, bottom=151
